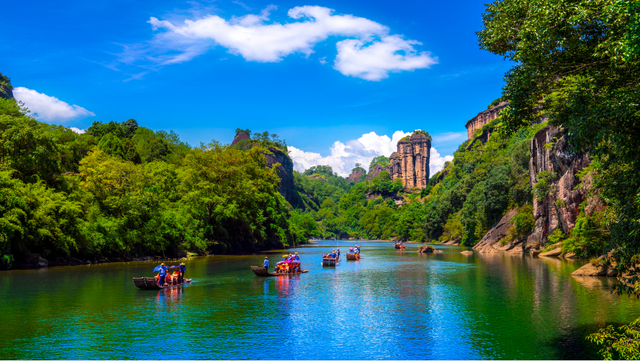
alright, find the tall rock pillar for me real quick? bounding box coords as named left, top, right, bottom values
left=385, top=131, right=431, bottom=190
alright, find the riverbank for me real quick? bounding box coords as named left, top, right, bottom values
left=6, top=241, right=310, bottom=271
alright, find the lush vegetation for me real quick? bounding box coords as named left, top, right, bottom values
left=477, top=0, right=640, bottom=354
left=478, top=0, right=640, bottom=295
left=0, top=78, right=302, bottom=268
left=287, top=126, right=537, bottom=244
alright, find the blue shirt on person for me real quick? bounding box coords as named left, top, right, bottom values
left=264, top=259, right=269, bottom=267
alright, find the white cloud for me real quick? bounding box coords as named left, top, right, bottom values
left=289, top=130, right=409, bottom=176
left=13, top=87, right=95, bottom=122
left=136, top=6, right=435, bottom=80
left=148, top=6, right=386, bottom=63
left=429, top=147, right=453, bottom=175
left=69, top=127, right=86, bottom=134
left=334, top=35, right=437, bottom=81
left=290, top=130, right=455, bottom=178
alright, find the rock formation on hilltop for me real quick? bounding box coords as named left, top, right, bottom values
left=0, top=73, right=14, bottom=100
left=365, top=163, right=386, bottom=181
left=231, top=132, right=300, bottom=207
left=348, top=168, right=366, bottom=183
left=464, top=101, right=508, bottom=140
left=365, top=131, right=432, bottom=191
left=263, top=146, right=297, bottom=206
left=386, top=131, right=431, bottom=190
left=230, top=131, right=250, bottom=146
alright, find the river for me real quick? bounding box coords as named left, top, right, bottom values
left=1, top=241, right=639, bottom=359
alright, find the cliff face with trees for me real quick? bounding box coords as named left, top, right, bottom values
left=476, top=0, right=640, bottom=356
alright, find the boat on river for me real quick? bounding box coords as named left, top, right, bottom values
left=250, top=266, right=309, bottom=277
left=395, top=243, right=405, bottom=250
left=132, top=277, right=192, bottom=290
left=346, top=253, right=360, bottom=260
left=322, top=257, right=338, bottom=267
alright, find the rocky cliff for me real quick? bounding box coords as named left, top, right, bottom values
left=474, top=125, right=592, bottom=255
left=0, top=73, right=14, bottom=100
left=366, top=164, right=386, bottom=181
left=231, top=133, right=300, bottom=207
left=263, top=147, right=298, bottom=206
left=464, top=101, right=508, bottom=140
left=385, top=132, right=431, bottom=189
left=348, top=168, right=366, bottom=183
left=525, top=126, right=591, bottom=252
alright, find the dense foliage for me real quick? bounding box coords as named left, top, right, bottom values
left=587, top=316, right=640, bottom=360
left=0, top=84, right=300, bottom=268
left=478, top=0, right=640, bottom=295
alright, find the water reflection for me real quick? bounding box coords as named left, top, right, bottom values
left=0, top=242, right=639, bottom=359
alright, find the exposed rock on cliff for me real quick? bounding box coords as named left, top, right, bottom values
left=231, top=132, right=301, bottom=207
left=464, top=101, right=508, bottom=140
left=473, top=208, right=519, bottom=253
left=230, top=132, right=250, bottom=146
left=348, top=168, right=366, bottom=183
left=0, top=73, right=14, bottom=100
left=366, top=164, right=386, bottom=181
left=385, top=132, right=431, bottom=190
left=263, top=147, right=298, bottom=206
left=525, top=126, right=590, bottom=252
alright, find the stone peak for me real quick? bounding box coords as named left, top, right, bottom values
left=231, top=132, right=251, bottom=146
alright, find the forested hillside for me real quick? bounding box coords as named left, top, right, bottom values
left=0, top=79, right=302, bottom=269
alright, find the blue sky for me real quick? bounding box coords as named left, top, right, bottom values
left=0, top=0, right=510, bottom=176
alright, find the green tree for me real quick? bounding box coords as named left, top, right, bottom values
left=478, top=0, right=640, bottom=294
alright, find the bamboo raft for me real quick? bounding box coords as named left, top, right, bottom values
left=322, top=257, right=337, bottom=267
left=133, top=277, right=192, bottom=290
left=346, top=253, right=360, bottom=261
left=250, top=266, right=309, bottom=277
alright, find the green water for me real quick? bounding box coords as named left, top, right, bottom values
left=1, top=241, right=639, bottom=359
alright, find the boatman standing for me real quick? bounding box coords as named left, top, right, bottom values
left=263, top=256, right=269, bottom=271
left=158, top=265, right=167, bottom=286
left=336, top=248, right=340, bottom=259
left=179, top=262, right=186, bottom=283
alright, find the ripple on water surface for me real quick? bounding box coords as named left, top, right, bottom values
left=0, top=241, right=638, bottom=359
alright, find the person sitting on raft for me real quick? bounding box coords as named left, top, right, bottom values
left=294, top=252, right=300, bottom=261
left=355, top=245, right=360, bottom=254
left=172, top=268, right=180, bottom=285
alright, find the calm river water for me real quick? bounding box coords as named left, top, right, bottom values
left=1, top=241, right=639, bottom=359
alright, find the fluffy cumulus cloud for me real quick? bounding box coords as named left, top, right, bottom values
left=13, top=87, right=95, bottom=122
left=143, top=6, right=436, bottom=80
left=334, top=35, right=437, bottom=81
left=69, top=127, right=86, bottom=134
left=289, top=130, right=453, bottom=177
left=429, top=147, right=454, bottom=176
